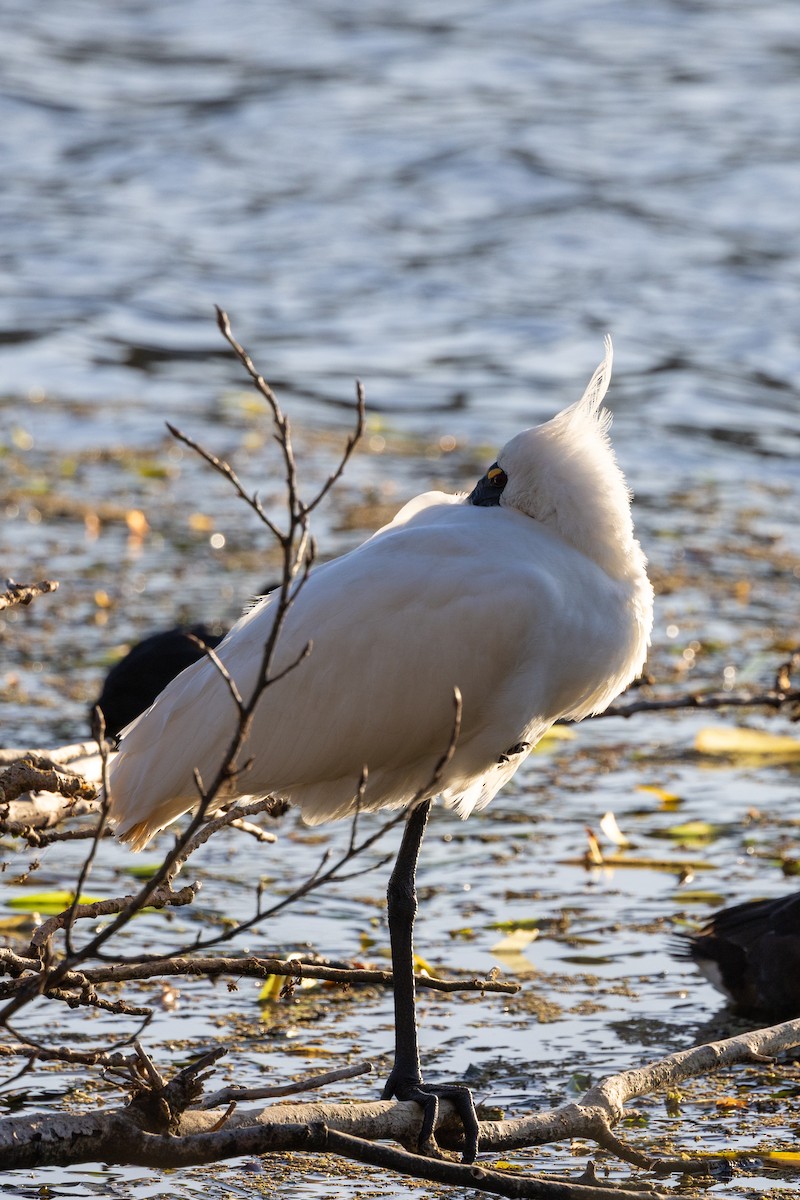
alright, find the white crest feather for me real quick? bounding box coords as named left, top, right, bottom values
left=577, top=335, right=613, bottom=413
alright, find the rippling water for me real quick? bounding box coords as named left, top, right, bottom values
left=2, top=0, right=799, bottom=481
left=1, top=4, right=800, bottom=1197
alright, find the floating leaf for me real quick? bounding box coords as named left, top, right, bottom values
left=696, top=726, right=800, bottom=760
left=7, top=891, right=102, bottom=914
left=258, top=974, right=318, bottom=1003
left=121, top=864, right=162, bottom=880
left=599, top=811, right=631, bottom=847
left=258, top=974, right=284, bottom=1001
left=560, top=853, right=717, bottom=871
left=491, top=929, right=538, bottom=954
left=653, top=820, right=721, bottom=844
left=716, top=1096, right=748, bottom=1110
left=488, top=950, right=538, bottom=977
left=413, top=953, right=435, bottom=976
left=674, top=889, right=727, bottom=906
left=566, top=1071, right=592, bottom=1093
left=282, top=1043, right=329, bottom=1057
left=489, top=918, right=542, bottom=932
left=637, top=784, right=683, bottom=808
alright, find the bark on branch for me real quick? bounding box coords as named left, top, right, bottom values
left=2, top=1016, right=799, bottom=1187
left=0, top=579, right=59, bottom=611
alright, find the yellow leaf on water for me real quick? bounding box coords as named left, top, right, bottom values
left=655, top=820, right=720, bottom=844
left=637, top=784, right=683, bottom=807
left=695, top=726, right=800, bottom=759
left=716, top=1096, right=748, bottom=1110
left=413, top=953, right=435, bottom=976
left=491, top=928, right=539, bottom=954
left=258, top=973, right=318, bottom=1003
left=674, top=889, right=727, bottom=906
left=7, top=891, right=102, bottom=914
left=258, top=974, right=283, bottom=1001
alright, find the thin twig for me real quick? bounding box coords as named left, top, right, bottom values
left=199, top=1061, right=373, bottom=1108
left=166, top=424, right=283, bottom=543
left=0, top=579, right=59, bottom=612
left=63, top=722, right=112, bottom=958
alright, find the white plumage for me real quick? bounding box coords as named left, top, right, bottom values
left=108, top=340, right=653, bottom=848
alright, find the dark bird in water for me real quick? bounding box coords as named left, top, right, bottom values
left=91, top=623, right=225, bottom=739
left=674, top=891, right=800, bottom=1018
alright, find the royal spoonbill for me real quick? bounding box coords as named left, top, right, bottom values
left=108, top=339, right=653, bottom=1160
left=674, top=891, right=800, bottom=1017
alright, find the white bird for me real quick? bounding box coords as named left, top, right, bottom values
left=108, top=339, right=653, bottom=1160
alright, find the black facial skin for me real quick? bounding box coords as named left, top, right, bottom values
left=467, top=463, right=507, bottom=507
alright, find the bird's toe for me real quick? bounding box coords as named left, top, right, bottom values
left=384, top=1074, right=479, bottom=1162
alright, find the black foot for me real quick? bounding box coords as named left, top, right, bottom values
left=382, top=1071, right=479, bottom=1162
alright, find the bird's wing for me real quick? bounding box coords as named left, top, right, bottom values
left=109, top=500, right=630, bottom=842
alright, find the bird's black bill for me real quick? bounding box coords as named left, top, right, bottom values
left=468, top=462, right=507, bottom=507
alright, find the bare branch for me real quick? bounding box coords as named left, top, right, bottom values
left=200, top=1061, right=373, bottom=1108
left=597, top=683, right=800, bottom=721
left=29, top=885, right=198, bottom=952
left=0, top=760, right=96, bottom=809
left=63, top=729, right=113, bottom=957
left=0, top=1042, right=138, bottom=1069
left=0, top=579, right=59, bottom=612
left=184, top=632, right=246, bottom=713
left=304, top=378, right=367, bottom=516
left=0, top=742, right=103, bottom=768
left=166, top=422, right=284, bottom=543
left=164, top=796, right=281, bottom=878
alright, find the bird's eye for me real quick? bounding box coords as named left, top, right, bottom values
left=466, top=462, right=507, bottom=507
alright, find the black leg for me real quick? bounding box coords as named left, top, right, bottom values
left=381, top=798, right=480, bottom=1163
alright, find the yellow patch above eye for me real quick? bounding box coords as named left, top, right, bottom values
left=488, top=467, right=504, bottom=481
